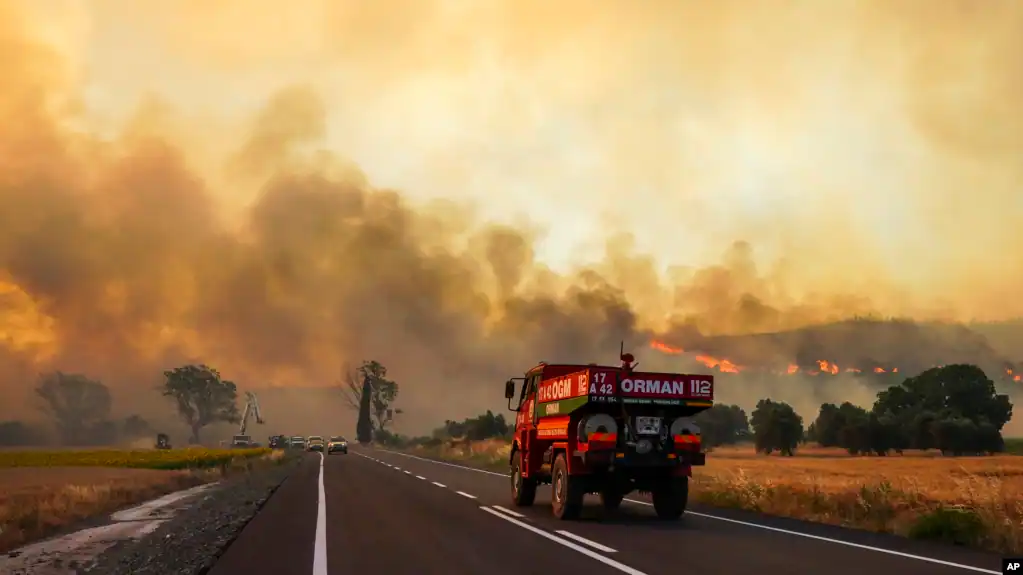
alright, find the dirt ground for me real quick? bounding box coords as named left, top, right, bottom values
left=0, top=466, right=206, bottom=553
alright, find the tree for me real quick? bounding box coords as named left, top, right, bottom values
left=810, top=365, right=1013, bottom=456
left=432, top=411, right=511, bottom=441
left=356, top=371, right=373, bottom=444
left=750, top=399, right=803, bottom=456
left=34, top=372, right=113, bottom=445
left=340, top=360, right=402, bottom=431
left=808, top=402, right=868, bottom=448
left=121, top=415, right=153, bottom=439
left=161, top=364, right=241, bottom=444
left=872, top=364, right=1012, bottom=454
left=0, top=421, right=47, bottom=446
left=694, top=404, right=750, bottom=447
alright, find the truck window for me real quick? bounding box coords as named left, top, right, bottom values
left=518, top=372, right=541, bottom=409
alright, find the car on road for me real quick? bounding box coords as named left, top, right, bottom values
left=306, top=436, right=325, bottom=452
left=327, top=436, right=348, bottom=454
left=289, top=436, right=306, bottom=449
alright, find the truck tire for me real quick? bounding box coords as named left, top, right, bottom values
left=510, top=454, right=537, bottom=506
left=652, top=476, right=688, bottom=520
left=551, top=453, right=584, bottom=520
left=600, top=489, right=624, bottom=511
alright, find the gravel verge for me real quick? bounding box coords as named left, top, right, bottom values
left=82, top=455, right=303, bottom=575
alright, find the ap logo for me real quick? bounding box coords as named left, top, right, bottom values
left=1003, top=558, right=1023, bottom=573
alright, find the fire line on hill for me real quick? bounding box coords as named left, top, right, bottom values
left=648, top=339, right=1022, bottom=382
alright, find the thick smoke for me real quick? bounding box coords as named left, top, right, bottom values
left=0, top=1, right=1021, bottom=436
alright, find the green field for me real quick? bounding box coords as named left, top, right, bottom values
left=0, top=447, right=272, bottom=470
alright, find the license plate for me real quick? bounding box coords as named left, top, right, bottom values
left=635, top=417, right=661, bottom=434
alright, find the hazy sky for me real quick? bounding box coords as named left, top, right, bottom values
left=18, top=0, right=1020, bottom=288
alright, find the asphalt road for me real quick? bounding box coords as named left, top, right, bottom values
left=209, top=448, right=1004, bottom=575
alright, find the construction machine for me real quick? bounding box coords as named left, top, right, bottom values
left=228, top=392, right=265, bottom=448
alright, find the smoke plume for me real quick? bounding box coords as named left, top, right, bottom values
left=1, top=0, right=1021, bottom=437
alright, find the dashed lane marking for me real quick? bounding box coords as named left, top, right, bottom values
left=555, top=530, right=617, bottom=553
left=490, top=505, right=525, bottom=518
left=432, top=481, right=446, bottom=488
left=416, top=475, right=426, bottom=480
left=480, top=507, right=647, bottom=575
left=456, top=491, right=477, bottom=499
left=372, top=449, right=1000, bottom=575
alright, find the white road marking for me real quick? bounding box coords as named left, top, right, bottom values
left=404, top=470, right=412, bottom=475
left=456, top=491, right=477, bottom=499
left=111, top=482, right=218, bottom=521
left=377, top=448, right=999, bottom=574
left=1, top=479, right=218, bottom=572
left=480, top=507, right=647, bottom=575
left=313, top=452, right=328, bottom=575
left=555, top=530, right=617, bottom=553
left=415, top=475, right=426, bottom=480
left=432, top=481, right=447, bottom=488
left=490, top=505, right=525, bottom=518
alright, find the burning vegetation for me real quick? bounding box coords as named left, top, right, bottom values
left=648, top=337, right=1021, bottom=383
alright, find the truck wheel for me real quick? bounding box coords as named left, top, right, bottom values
left=600, top=489, right=624, bottom=511
left=510, top=454, right=537, bottom=506
left=652, top=477, right=688, bottom=520
left=551, top=453, right=583, bottom=520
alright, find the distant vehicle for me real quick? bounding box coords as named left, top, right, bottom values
left=327, top=436, right=348, bottom=454
left=289, top=436, right=306, bottom=449
left=230, top=434, right=254, bottom=448
left=268, top=435, right=287, bottom=448
left=155, top=433, right=171, bottom=450
left=221, top=392, right=266, bottom=448
left=307, top=436, right=325, bottom=452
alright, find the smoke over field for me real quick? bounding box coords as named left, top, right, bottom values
left=0, top=0, right=1021, bottom=436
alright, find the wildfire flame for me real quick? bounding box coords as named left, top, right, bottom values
left=646, top=339, right=1017, bottom=380
left=817, top=360, right=839, bottom=375
left=694, top=354, right=741, bottom=373
left=650, top=340, right=683, bottom=354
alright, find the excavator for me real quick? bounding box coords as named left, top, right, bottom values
left=227, top=392, right=265, bottom=448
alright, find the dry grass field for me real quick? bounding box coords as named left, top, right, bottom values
left=0, top=467, right=205, bottom=552
left=0, top=447, right=286, bottom=553
left=403, top=439, right=1023, bottom=553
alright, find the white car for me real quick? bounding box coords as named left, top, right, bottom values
left=306, top=436, right=325, bottom=452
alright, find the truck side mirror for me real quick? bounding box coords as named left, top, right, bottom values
left=504, top=380, right=516, bottom=399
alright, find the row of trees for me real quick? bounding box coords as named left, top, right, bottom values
left=806, top=364, right=1010, bottom=455
left=0, top=373, right=156, bottom=446
left=374, top=410, right=512, bottom=449
left=367, top=363, right=1012, bottom=457
left=0, top=358, right=405, bottom=447
left=0, top=366, right=247, bottom=446
left=694, top=364, right=1013, bottom=456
